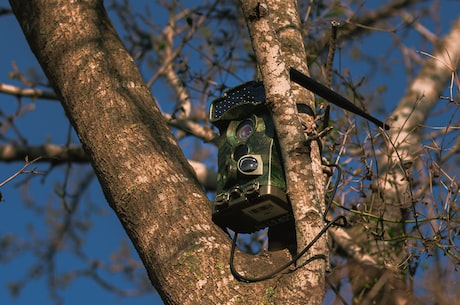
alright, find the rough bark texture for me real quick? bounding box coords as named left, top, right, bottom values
left=240, top=0, right=327, bottom=303
left=10, top=0, right=326, bottom=304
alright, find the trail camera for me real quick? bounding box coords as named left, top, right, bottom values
left=209, top=81, right=292, bottom=233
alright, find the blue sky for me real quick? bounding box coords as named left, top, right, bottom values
left=0, top=1, right=459, bottom=305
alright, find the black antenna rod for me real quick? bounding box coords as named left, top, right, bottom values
left=289, top=68, right=390, bottom=130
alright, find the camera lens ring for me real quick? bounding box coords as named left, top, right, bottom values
left=235, top=119, right=254, bottom=141
left=238, top=156, right=259, bottom=173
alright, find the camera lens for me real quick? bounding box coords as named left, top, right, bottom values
left=235, top=119, right=254, bottom=141
left=238, top=156, right=259, bottom=173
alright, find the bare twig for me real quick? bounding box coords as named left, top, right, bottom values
left=0, top=156, right=43, bottom=188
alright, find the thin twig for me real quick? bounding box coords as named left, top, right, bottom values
left=0, top=156, right=43, bottom=188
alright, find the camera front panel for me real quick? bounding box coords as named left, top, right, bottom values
left=212, top=103, right=292, bottom=232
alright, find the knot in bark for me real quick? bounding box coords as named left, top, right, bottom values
left=248, top=2, right=268, bottom=21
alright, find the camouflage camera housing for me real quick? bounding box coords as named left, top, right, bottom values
left=209, top=81, right=292, bottom=233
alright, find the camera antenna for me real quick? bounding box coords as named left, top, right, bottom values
left=289, top=67, right=390, bottom=130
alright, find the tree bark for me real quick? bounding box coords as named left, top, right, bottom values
left=10, top=0, right=326, bottom=304
left=240, top=0, right=327, bottom=303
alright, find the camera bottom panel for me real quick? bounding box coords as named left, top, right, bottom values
left=212, top=184, right=292, bottom=233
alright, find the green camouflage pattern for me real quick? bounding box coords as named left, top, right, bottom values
left=209, top=82, right=292, bottom=232
left=214, top=108, right=287, bottom=195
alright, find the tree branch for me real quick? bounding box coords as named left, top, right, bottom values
left=0, top=143, right=217, bottom=190
left=240, top=0, right=327, bottom=303
left=0, top=82, right=59, bottom=100
left=9, top=2, right=234, bottom=303
left=0, top=82, right=216, bottom=143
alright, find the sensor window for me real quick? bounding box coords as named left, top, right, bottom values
left=233, top=145, right=249, bottom=161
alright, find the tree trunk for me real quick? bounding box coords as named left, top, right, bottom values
left=10, top=0, right=327, bottom=304
left=240, top=0, right=327, bottom=303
